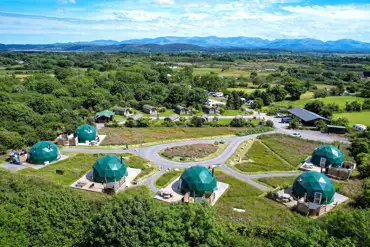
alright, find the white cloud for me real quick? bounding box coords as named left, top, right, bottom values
left=181, top=13, right=209, bottom=21
left=152, top=0, right=174, bottom=5
left=58, top=0, right=76, bottom=4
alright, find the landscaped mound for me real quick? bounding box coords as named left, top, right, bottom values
left=162, top=144, right=218, bottom=160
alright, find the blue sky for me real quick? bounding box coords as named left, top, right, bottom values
left=1, top=0, right=370, bottom=44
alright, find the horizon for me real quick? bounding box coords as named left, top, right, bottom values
left=1, top=0, right=370, bottom=44
left=2, top=36, right=370, bottom=46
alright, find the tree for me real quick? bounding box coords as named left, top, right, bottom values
left=315, top=120, right=327, bottom=131
left=304, top=100, right=324, bottom=114
left=252, top=76, right=265, bottom=88
left=357, top=153, right=370, bottom=178
left=289, top=118, right=300, bottom=129
left=191, top=116, right=204, bottom=127
left=267, top=86, right=287, bottom=102
left=186, top=88, right=208, bottom=107
left=314, top=89, right=328, bottom=98
left=345, top=101, right=362, bottom=112
left=266, top=120, right=274, bottom=128
left=165, top=84, right=189, bottom=108
left=284, top=82, right=306, bottom=100
left=230, top=118, right=247, bottom=127
left=332, top=117, right=349, bottom=127
left=251, top=98, right=264, bottom=109
left=0, top=131, right=25, bottom=149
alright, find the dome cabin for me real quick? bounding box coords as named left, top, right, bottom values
left=292, top=171, right=335, bottom=204
left=75, top=124, right=97, bottom=143
left=311, top=145, right=344, bottom=168
left=92, top=155, right=128, bottom=184
left=179, top=165, right=217, bottom=197
left=27, top=141, right=60, bottom=165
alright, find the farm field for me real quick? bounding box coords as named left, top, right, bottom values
left=19, top=153, right=154, bottom=185
left=155, top=169, right=184, bottom=188
left=235, top=140, right=294, bottom=172
left=333, top=111, right=370, bottom=126
left=257, top=176, right=297, bottom=189
left=275, top=96, right=365, bottom=109
left=227, top=87, right=266, bottom=93
left=100, top=127, right=243, bottom=145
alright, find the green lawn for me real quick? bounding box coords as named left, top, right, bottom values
left=155, top=169, right=184, bottom=188
left=19, top=153, right=154, bottom=185
left=214, top=170, right=301, bottom=226
left=276, top=96, right=365, bottom=109
left=260, top=134, right=324, bottom=167
left=217, top=118, right=232, bottom=125
left=235, top=141, right=294, bottom=172
left=221, top=110, right=245, bottom=116
left=333, top=111, right=370, bottom=126
left=114, top=115, right=127, bottom=122
left=257, top=176, right=297, bottom=189
left=159, top=109, right=176, bottom=117
left=227, top=87, right=266, bottom=94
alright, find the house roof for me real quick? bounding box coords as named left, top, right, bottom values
left=288, top=108, right=329, bottom=122
left=143, top=104, right=156, bottom=110
left=113, top=106, right=130, bottom=111
left=95, top=110, right=115, bottom=119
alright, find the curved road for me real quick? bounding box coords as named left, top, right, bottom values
left=63, top=118, right=348, bottom=192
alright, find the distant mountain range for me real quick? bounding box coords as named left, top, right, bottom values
left=2, top=36, right=370, bottom=52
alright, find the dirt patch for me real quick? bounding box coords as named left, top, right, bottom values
left=162, top=144, right=218, bottom=160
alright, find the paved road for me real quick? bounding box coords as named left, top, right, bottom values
left=63, top=111, right=349, bottom=192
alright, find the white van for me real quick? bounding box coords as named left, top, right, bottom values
left=353, top=124, right=367, bottom=132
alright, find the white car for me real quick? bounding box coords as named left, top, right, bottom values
left=276, top=113, right=284, bottom=118
left=291, top=132, right=302, bottom=138
left=353, top=124, right=367, bottom=132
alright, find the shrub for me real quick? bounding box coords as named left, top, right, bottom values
left=266, top=120, right=274, bottom=128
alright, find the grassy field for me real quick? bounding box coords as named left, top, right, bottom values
left=258, top=176, right=297, bottom=189
left=333, top=111, right=370, bottom=126
left=114, top=115, right=127, bottom=122
left=214, top=170, right=301, bottom=226
left=216, top=118, right=232, bottom=125
left=100, top=127, right=243, bottom=145
left=155, top=169, right=184, bottom=188
left=260, top=134, right=324, bottom=167
left=275, top=96, right=365, bottom=109
left=19, top=153, right=154, bottom=185
left=227, top=87, right=266, bottom=94
left=221, top=109, right=246, bottom=116
left=159, top=109, right=176, bottom=117
left=235, top=141, right=294, bottom=172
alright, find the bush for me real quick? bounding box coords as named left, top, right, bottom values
left=315, top=120, right=327, bottom=131
left=314, top=89, right=328, bottom=98
left=230, top=118, right=247, bottom=127
left=289, top=118, right=300, bottom=129
left=266, top=120, right=274, bottom=128
left=357, top=153, right=370, bottom=178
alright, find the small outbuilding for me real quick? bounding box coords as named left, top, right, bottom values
left=75, top=124, right=97, bottom=143
left=326, top=125, right=346, bottom=134
left=288, top=108, right=329, bottom=126
left=92, top=154, right=128, bottom=184
left=311, top=145, right=344, bottom=168
left=174, top=105, right=191, bottom=115
left=95, top=110, right=115, bottom=123
left=142, top=105, right=157, bottom=115
left=113, top=106, right=131, bottom=116
left=203, top=105, right=219, bottom=114
left=27, top=141, right=60, bottom=165
left=292, top=171, right=335, bottom=204
left=179, top=165, right=217, bottom=197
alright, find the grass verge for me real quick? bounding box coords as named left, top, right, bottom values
left=155, top=169, right=184, bottom=189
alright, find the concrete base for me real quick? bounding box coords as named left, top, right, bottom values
left=155, top=176, right=229, bottom=206
left=76, top=135, right=106, bottom=146
left=70, top=167, right=141, bottom=193
left=22, top=154, right=69, bottom=170
left=299, top=157, right=325, bottom=173
left=0, top=163, right=28, bottom=171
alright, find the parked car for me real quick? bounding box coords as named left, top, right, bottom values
left=291, top=132, right=302, bottom=138
left=276, top=113, right=284, bottom=118
left=281, top=117, right=291, bottom=123
left=353, top=124, right=367, bottom=132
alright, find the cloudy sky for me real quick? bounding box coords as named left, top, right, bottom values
left=1, top=0, right=370, bottom=44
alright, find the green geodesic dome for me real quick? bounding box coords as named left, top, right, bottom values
left=75, top=124, right=97, bottom=143
left=27, top=141, right=60, bottom=165
left=311, top=145, right=344, bottom=168
left=92, top=155, right=128, bottom=183
left=179, top=165, right=217, bottom=197
left=292, top=171, right=335, bottom=204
